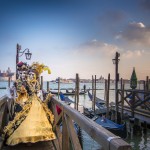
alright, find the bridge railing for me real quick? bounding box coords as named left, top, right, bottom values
left=0, top=95, right=131, bottom=150
left=0, top=96, right=9, bottom=149
left=50, top=96, right=131, bottom=150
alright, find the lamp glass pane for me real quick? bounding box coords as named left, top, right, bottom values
left=25, top=52, right=32, bottom=60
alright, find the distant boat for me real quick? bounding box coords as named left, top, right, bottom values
left=0, top=87, right=7, bottom=89
left=0, top=72, right=14, bottom=77
left=50, top=78, right=74, bottom=84
left=50, top=90, right=87, bottom=96
left=55, top=78, right=73, bottom=84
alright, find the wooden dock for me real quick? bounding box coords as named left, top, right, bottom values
left=0, top=95, right=131, bottom=150
left=117, top=89, right=150, bottom=124
left=118, top=105, right=150, bottom=124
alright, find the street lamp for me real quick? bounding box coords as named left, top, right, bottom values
left=16, top=43, right=32, bottom=79
left=112, top=52, right=120, bottom=64
left=112, top=52, right=120, bottom=81
left=112, top=52, right=120, bottom=123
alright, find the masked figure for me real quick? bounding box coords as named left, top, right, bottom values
left=27, top=69, right=39, bottom=95
left=3, top=62, right=55, bottom=146
left=13, top=62, right=29, bottom=112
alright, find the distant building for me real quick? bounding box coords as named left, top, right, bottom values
left=80, top=79, right=92, bottom=83
left=0, top=67, right=14, bottom=81
left=96, top=75, right=105, bottom=83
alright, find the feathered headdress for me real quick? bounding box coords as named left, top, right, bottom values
left=17, top=61, right=28, bottom=71
left=29, top=62, right=51, bottom=77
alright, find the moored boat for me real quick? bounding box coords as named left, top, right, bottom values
left=88, top=90, right=105, bottom=105
left=92, top=115, right=127, bottom=139
left=87, top=90, right=107, bottom=114
left=50, top=90, right=87, bottom=96
left=59, top=92, right=74, bottom=104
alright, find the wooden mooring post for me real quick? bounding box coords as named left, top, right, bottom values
left=120, top=78, right=124, bottom=122
left=92, top=75, right=94, bottom=110
left=47, top=81, right=50, bottom=92
left=143, top=121, right=147, bottom=133
left=93, top=75, right=96, bottom=113
left=146, top=76, right=149, bottom=91
left=104, top=79, right=107, bottom=102
left=131, top=91, right=135, bottom=118
left=40, top=76, right=43, bottom=90
left=8, top=77, right=11, bottom=88
left=143, top=80, right=146, bottom=91
left=106, top=74, right=110, bottom=118
left=58, top=77, right=60, bottom=99
left=112, top=52, right=120, bottom=123
left=74, top=74, right=79, bottom=110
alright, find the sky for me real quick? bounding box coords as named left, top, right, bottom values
left=0, top=0, right=150, bottom=81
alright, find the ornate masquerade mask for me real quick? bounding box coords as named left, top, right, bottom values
left=28, top=71, right=36, bottom=80
left=19, top=70, right=27, bottom=80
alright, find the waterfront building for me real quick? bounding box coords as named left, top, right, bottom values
left=0, top=67, right=14, bottom=81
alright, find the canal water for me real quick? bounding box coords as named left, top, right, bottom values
left=0, top=81, right=150, bottom=150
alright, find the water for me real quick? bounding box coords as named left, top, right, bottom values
left=0, top=81, right=150, bottom=149
left=0, top=81, right=13, bottom=98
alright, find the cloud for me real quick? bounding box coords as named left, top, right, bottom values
left=99, top=10, right=126, bottom=24
left=69, top=39, right=148, bottom=80
left=122, top=50, right=145, bottom=58
left=117, top=22, right=150, bottom=48
left=140, top=0, right=150, bottom=11
left=75, top=39, right=119, bottom=57
left=74, top=39, right=146, bottom=61
left=97, top=10, right=127, bottom=38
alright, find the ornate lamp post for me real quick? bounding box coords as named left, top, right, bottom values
left=16, top=43, right=32, bottom=79
left=112, top=52, right=120, bottom=122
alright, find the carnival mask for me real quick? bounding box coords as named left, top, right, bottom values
left=29, top=72, right=36, bottom=80
left=19, top=71, right=27, bottom=81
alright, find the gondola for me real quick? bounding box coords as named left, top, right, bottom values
left=87, top=90, right=107, bottom=114
left=83, top=106, right=107, bottom=116
left=59, top=92, right=74, bottom=104
left=88, top=90, right=105, bottom=105
left=92, top=115, right=127, bottom=139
